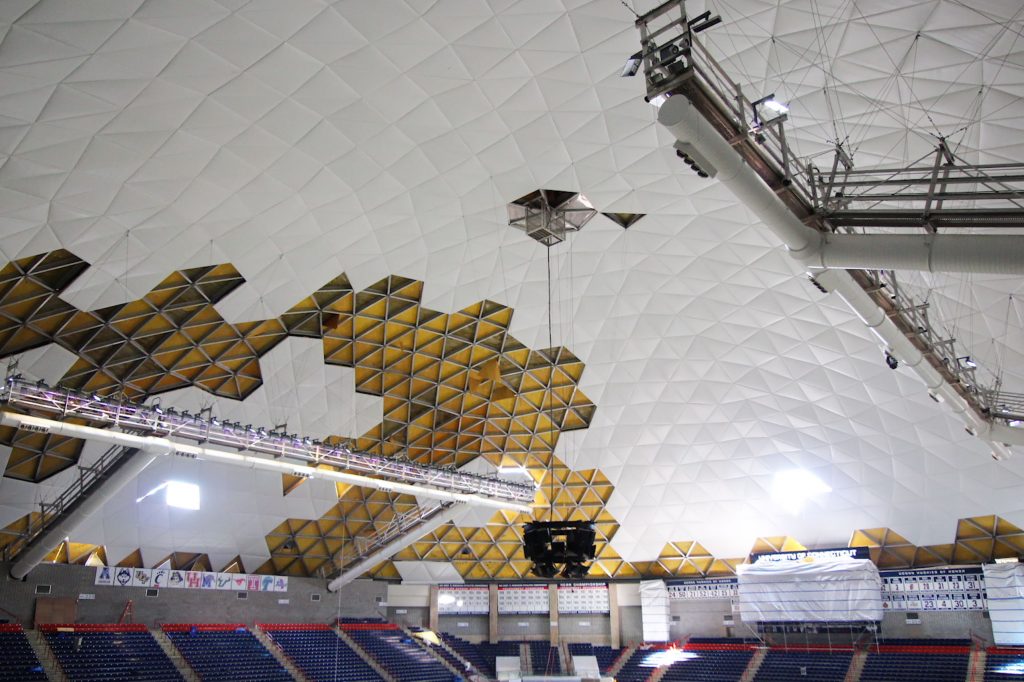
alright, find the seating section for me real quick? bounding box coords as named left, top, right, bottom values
left=260, top=623, right=378, bottom=682
left=164, top=624, right=291, bottom=682
left=42, top=624, right=181, bottom=682
left=568, top=642, right=623, bottom=673
left=0, top=624, right=47, bottom=681
left=615, top=646, right=665, bottom=682
left=661, top=646, right=754, bottom=682
left=986, top=647, right=1024, bottom=681
left=478, top=640, right=522, bottom=675
left=342, top=623, right=452, bottom=682
left=529, top=640, right=561, bottom=674
left=754, top=649, right=852, bottom=682
left=860, top=647, right=969, bottom=682
left=439, top=633, right=495, bottom=678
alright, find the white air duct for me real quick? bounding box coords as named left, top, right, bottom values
left=8, top=442, right=169, bottom=580
left=0, top=413, right=534, bottom=513
left=326, top=505, right=465, bottom=592
left=657, top=95, right=1020, bottom=459
left=658, top=96, right=1024, bottom=276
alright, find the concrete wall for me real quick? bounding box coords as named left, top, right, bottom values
left=620, top=605, right=643, bottom=643
left=439, top=614, right=488, bottom=641
left=669, top=598, right=734, bottom=640
left=387, top=605, right=428, bottom=628
left=881, top=609, right=992, bottom=643
left=497, top=613, right=549, bottom=640
left=558, top=613, right=610, bottom=642
left=0, top=562, right=386, bottom=627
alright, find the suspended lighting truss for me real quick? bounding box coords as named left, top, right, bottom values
left=0, top=375, right=536, bottom=508
left=632, top=0, right=1024, bottom=454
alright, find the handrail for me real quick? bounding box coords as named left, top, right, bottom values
left=0, top=376, right=536, bottom=504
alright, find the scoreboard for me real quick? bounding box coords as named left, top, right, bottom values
left=880, top=567, right=986, bottom=612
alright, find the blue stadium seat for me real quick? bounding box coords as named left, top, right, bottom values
left=44, top=626, right=182, bottom=682
left=165, top=625, right=291, bottom=682
left=263, top=625, right=378, bottom=682
left=0, top=625, right=47, bottom=681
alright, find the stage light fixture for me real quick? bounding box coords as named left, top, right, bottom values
left=522, top=520, right=597, bottom=579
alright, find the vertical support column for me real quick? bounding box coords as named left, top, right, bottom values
left=608, top=583, right=621, bottom=649
left=549, top=584, right=559, bottom=645
left=428, top=585, right=439, bottom=632
left=489, top=584, right=499, bottom=643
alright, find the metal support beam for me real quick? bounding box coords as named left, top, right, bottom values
left=0, top=412, right=533, bottom=513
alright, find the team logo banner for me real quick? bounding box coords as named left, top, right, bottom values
left=96, top=566, right=287, bottom=592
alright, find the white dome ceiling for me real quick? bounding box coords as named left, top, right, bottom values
left=0, top=0, right=1022, bottom=573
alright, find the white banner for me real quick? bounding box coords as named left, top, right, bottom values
left=93, top=566, right=287, bottom=593
left=438, top=585, right=489, bottom=614
left=640, top=579, right=671, bottom=642
left=737, top=558, right=883, bottom=622
left=557, top=583, right=609, bottom=614
left=498, top=584, right=549, bottom=614
left=984, top=563, right=1024, bottom=646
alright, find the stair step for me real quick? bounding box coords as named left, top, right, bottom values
left=251, top=627, right=310, bottom=682
left=26, top=630, right=68, bottom=682
left=149, top=629, right=201, bottom=682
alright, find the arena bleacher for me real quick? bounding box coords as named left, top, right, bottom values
left=163, top=623, right=291, bottom=682
left=42, top=624, right=181, bottom=682
left=339, top=621, right=453, bottom=681
left=0, top=623, right=47, bottom=681
left=260, top=623, right=379, bottom=682
left=753, top=647, right=854, bottom=682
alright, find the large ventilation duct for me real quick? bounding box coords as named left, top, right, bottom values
left=658, top=96, right=1024, bottom=276
left=8, top=443, right=168, bottom=580
left=657, top=95, right=1020, bottom=459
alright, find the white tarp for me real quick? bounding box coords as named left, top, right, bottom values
left=738, top=558, right=883, bottom=622
left=983, top=563, right=1024, bottom=646
left=640, top=579, right=671, bottom=642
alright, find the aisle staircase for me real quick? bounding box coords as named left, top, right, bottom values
left=150, top=629, right=200, bottom=682
left=25, top=629, right=67, bottom=682
left=844, top=649, right=868, bottom=682
left=251, top=626, right=311, bottom=682
left=966, top=648, right=987, bottom=682
left=333, top=625, right=397, bottom=682
left=607, top=643, right=639, bottom=677
left=738, top=646, right=768, bottom=682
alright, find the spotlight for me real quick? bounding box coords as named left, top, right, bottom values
left=884, top=350, right=898, bottom=370
left=210, top=417, right=220, bottom=427
left=620, top=51, right=642, bottom=77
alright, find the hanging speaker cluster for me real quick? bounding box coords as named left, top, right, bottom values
left=522, top=521, right=597, bottom=580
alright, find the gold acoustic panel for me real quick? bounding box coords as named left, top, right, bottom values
left=2, top=251, right=1015, bottom=580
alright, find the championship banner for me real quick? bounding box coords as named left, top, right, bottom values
left=557, top=583, right=609, bottom=614
left=96, top=566, right=287, bottom=592
left=498, top=584, right=549, bottom=614
left=437, top=585, right=489, bottom=615
left=881, top=566, right=986, bottom=612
